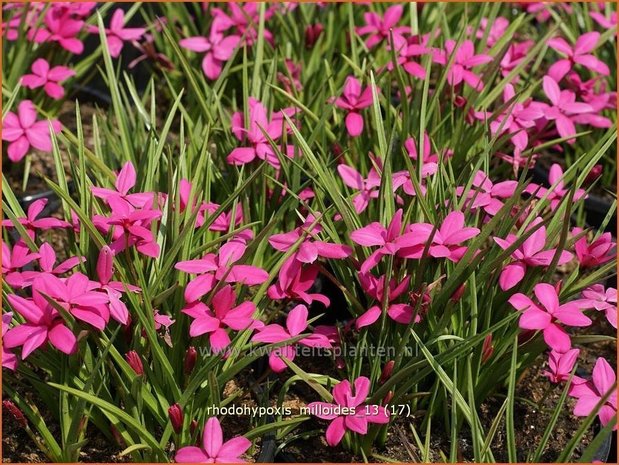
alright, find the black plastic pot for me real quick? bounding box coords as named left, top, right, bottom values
left=531, top=165, right=616, bottom=234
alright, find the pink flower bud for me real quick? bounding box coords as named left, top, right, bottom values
left=481, top=334, right=494, bottom=364
left=190, top=419, right=199, bottom=437
left=380, top=360, right=395, bottom=384
left=450, top=283, right=466, bottom=302
left=125, top=350, right=144, bottom=376
left=184, top=346, right=197, bottom=375
left=383, top=390, right=394, bottom=405
left=3, top=400, right=27, bottom=428
left=585, top=164, right=602, bottom=185
left=305, top=23, right=323, bottom=48
left=168, top=403, right=184, bottom=434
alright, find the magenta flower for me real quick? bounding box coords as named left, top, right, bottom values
left=252, top=304, right=332, bottom=372
left=29, top=9, right=85, bottom=54
left=569, top=357, right=617, bottom=429
left=577, top=284, right=617, bottom=329
left=1, top=240, right=39, bottom=288
left=355, top=5, right=409, bottom=48
left=387, top=33, right=430, bottom=80
left=179, top=19, right=240, bottom=80
left=457, top=171, right=518, bottom=217
left=21, top=58, right=75, bottom=99
left=91, top=245, right=140, bottom=326
left=404, top=132, right=446, bottom=164
left=269, top=215, right=351, bottom=265
left=89, top=9, right=145, bottom=58
left=337, top=164, right=381, bottom=213
left=526, top=163, right=587, bottom=210
left=333, top=76, right=375, bottom=137
left=543, top=348, right=580, bottom=383
left=2, top=100, right=62, bottom=162
left=351, top=209, right=416, bottom=273
left=493, top=218, right=573, bottom=290
left=397, top=211, right=480, bottom=262
left=547, top=32, right=609, bottom=82
left=433, top=40, right=493, bottom=90
left=541, top=76, right=593, bottom=143
left=500, top=40, right=534, bottom=79
left=175, top=417, right=251, bottom=463
left=91, top=161, right=154, bottom=208
left=573, top=228, right=615, bottom=268
left=473, top=17, right=509, bottom=47
left=267, top=258, right=330, bottom=307
left=2, top=313, right=18, bottom=371
left=182, top=285, right=262, bottom=352
left=509, top=283, right=591, bottom=353
left=176, top=232, right=268, bottom=303
left=590, top=10, right=617, bottom=31
left=226, top=97, right=297, bottom=168
left=1, top=199, right=70, bottom=237
left=95, top=196, right=162, bottom=258
left=4, top=290, right=77, bottom=358
left=20, top=242, right=84, bottom=287
left=211, top=3, right=274, bottom=46
left=37, top=273, right=110, bottom=331
left=308, top=376, right=389, bottom=447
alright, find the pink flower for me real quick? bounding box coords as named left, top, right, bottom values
left=547, top=32, right=609, bottom=82
left=175, top=232, right=268, bottom=303
left=20, top=242, right=84, bottom=287
left=404, top=132, right=446, bottom=164
left=493, top=218, right=573, bottom=290
left=94, top=196, right=162, bottom=258
left=29, top=8, right=85, bottom=54
left=337, top=164, right=381, bottom=213
left=387, top=34, right=430, bottom=80
left=433, top=40, right=493, bottom=90
left=179, top=19, right=240, bottom=80
left=91, top=161, right=154, bottom=208
left=573, top=228, right=615, bottom=268
left=543, top=348, right=580, bottom=383
left=89, top=9, right=145, bottom=58
left=90, top=246, right=140, bottom=326
left=2, top=313, right=18, bottom=370
left=182, top=285, right=262, bottom=352
left=175, top=417, right=251, bottom=463
left=21, top=58, right=75, bottom=99
left=252, top=304, right=332, bottom=372
left=590, top=10, right=617, bottom=31
left=474, top=17, right=509, bottom=47
left=397, top=211, right=480, bottom=262
left=4, top=289, right=77, bottom=358
left=356, top=5, right=409, bottom=48
left=333, top=76, right=375, bottom=137
left=38, top=273, right=110, bottom=331
left=2, top=100, right=62, bottom=162
left=457, top=171, right=518, bottom=217
left=500, top=40, right=534, bottom=79
left=351, top=209, right=417, bottom=273
left=1, top=199, right=70, bottom=236
left=577, top=284, right=617, bottom=329
left=226, top=97, right=297, bottom=168
left=541, top=76, right=594, bottom=143
left=569, top=357, right=617, bottom=429
left=509, top=283, right=591, bottom=352
left=269, top=215, right=351, bottom=265
left=308, top=376, right=389, bottom=447
left=526, top=163, right=587, bottom=210
left=212, top=3, right=274, bottom=46
left=267, top=258, right=330, bottom=307
left=1, top=240, right=39, bottom=288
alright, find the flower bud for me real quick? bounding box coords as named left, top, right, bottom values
left=2, top=400, right=27, bottom=428
left=184, top=346, right=197, bottom=375
left=168, top=403, right=184, bottom=434
left=585, top=164, right=602, bottom=185
left=125, top=350, right=144, bottom=376
left=190, top=419, right=199, bottom=437
left=379, top=360, right=395, bottom=384
left=450, top=283, right=466, bottom=302
left=481, top=334, right=494, bottom=364
left=383, top=390, right=394, bottom=405
left=305, top=23, right=323, bottom=48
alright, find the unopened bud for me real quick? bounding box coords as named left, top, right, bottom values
left=481, top=334, right=494, bottom=364
left=450, top=283, right=466, bottom=302
left=383, top=390, right=394, bottom=405
left=380, top=361, right=395, bottom=384
left=190, top=419, right=199, bottom=437
left=305, top=23, right=323, bottom=48
left=3, top=400, right=27, bottom=428
left=168, top=403, right=184, bottom=434
left=125, top=350, right=144, bottom=376
left=184, top=346, right=197, bottom=375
